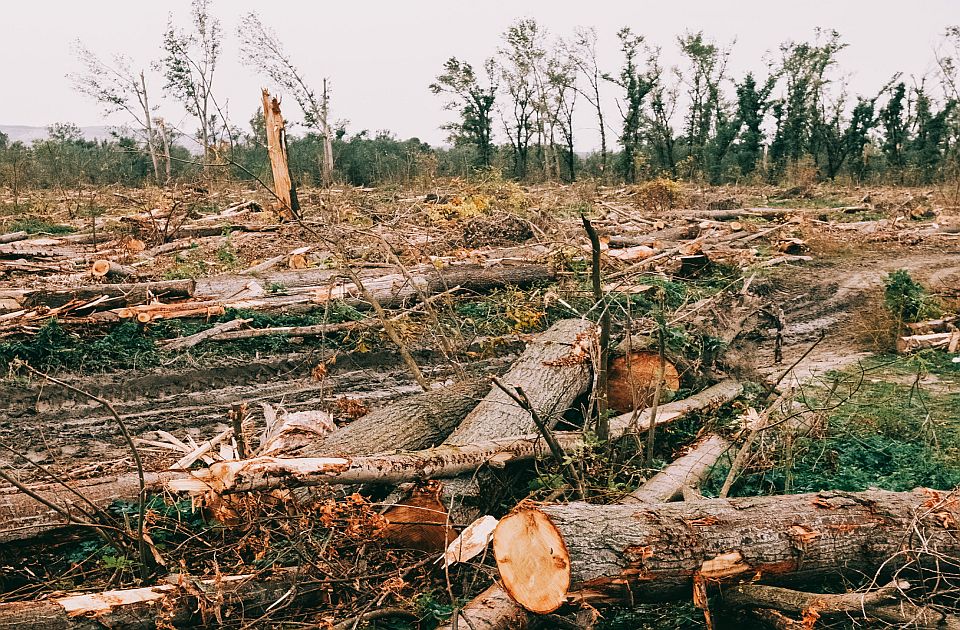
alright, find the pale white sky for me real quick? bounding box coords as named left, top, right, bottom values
left=2, top=0, right=958, bottom=149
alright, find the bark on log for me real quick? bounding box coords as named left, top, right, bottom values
left=0, top=231, right=29, bottom=244
left=493, top=489, right=960, bottom=612
left=444, top=319, right=593, bottom=445
left=624, top=434, right=731, bottom=504
left=90, top=260, right=137, bottom=280
left=22, top=279, right=195, bottom=309
left=0, top=569, right=303, bottom=630
left=897, top=332, right=955, bottom=354
left=0, top=381, right=489, bottom=543
left=438, top=583, right=530, bottom=630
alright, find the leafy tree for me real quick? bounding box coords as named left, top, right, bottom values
left=430, top=57, right=497, bottom=169
left=812, top=93, right=877, bottom=179
left=908, top=85, right=957, bottom=182
left=497, top=18, right=546, bottom=179
left=678, top=31, right=732, bottom=179
left=879, top=81, right=908, bottom=175
left=732, top=72, right=777, bottom=176
left=606, top=28, right=652, bottom=182
left=69, top=42, right=166, bottom=184
left=566, top=27, right=609, bottom=175
left=238, top=12, right=335, bottom=185
left=645, top=47, right=680, bottom=177
left=162, top=0, right=228, bottom=163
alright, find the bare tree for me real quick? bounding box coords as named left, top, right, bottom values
left=238, top=12, right=335, bottom=186
left=162, top=0, right=229, bottom=165
left=546, top=51, right=578, bottom=181
left=69, top=42, right=166, bottom=184
left=566, top=27, right=609, bottom=175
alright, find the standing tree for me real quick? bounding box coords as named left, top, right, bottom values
left=238, top=12, right=335, bottom=185
left=497, top=18, right=546, bottom=180
left=646, top=46, right=680, bottom=177
left=566, top=27, right=609, bottom=175
left=70, top=43, right=167, bottom=184
left=879, top=81, right=908, bottom=177
left=606, top=28, right=653, bottom=183
left=678, top=31, right=732, bottom=179
left=162, top=0, right=228, bottom=165
left=546, top=51, right=579, bottom=181
left=430, top=57, right=498, bottom=169
left=731, top=71, right=777, bottom=177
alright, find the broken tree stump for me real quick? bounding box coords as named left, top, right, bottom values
left=492, top=489, right=960, bottom=612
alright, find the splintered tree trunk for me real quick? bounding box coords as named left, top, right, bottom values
left=262, top=88, right=296, bottom=217
left=493, top=489, right=960, bottom=613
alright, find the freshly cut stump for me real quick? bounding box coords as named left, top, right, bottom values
left=492, top=509, right=570, bottom=614
left=607, top=350, right=679, bottom=413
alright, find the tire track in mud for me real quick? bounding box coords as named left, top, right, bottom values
left=745, top=244, right=960, bottom=382
left=0, top=345, right=519, bottom=477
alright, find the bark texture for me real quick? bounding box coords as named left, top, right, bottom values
left=624, top=435, right=731, bottom=503
left=494, top=489, right=960, bottom=610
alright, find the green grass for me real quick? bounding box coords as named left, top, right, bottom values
left=708, top=353, right=960, bottom=497
left=6, top=217, right=76, bottom=234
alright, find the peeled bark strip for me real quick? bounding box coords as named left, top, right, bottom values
left=0, top=570, right=301, bottom=630
left=493, top=489, right=960, bottom=612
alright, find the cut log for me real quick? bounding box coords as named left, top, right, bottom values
left=0, top=380, right=489, bottom=543
left=492, top=489, right=960, bottom=612
left=624, top=434, right=731, bottom=504
left=444, top=319, right=594, bottom=445
left=897, top=332, right=953, bottom=354
left=22, top=279, right=195, bottom=310
left=90, top=260, right=137, bottom=280
left=0, top=231, right=28, bottom=244
left=0, top=569, right=304, bottom=630
left=437, top=583, right=529, bottom=630
left=295, top=378, right=491, bottom=456
left=607, top=351, right=680, bottom=413
left=169, top=379, right=742, bottom=495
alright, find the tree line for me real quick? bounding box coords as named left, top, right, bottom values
left=1, top=4, right=959, bottom=193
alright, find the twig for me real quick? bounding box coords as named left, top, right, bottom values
left=491, top=377, right=585, bottom=498
left=14, top=360, right=154, bottom=576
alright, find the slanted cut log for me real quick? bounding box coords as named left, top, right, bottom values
left=493, top=489, right=960, bottom=613
left=90, top=260, right=137, bottom=279
left=444, top=319, right=594, bottom=445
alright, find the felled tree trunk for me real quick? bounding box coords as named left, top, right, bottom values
left=492, top=489, right=960, bottom=613
left=89, top=260, right=137, bottom=280
left=0, top=569, right=303, bottom=630
left=22, top=279, right=195, bottom=309
left=0, top=381, right=489, bottom=543
left=624, top=434, right=731, bottom=503
left=293, top=378, right=491, bottom=456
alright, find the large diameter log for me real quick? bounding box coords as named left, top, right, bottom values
left=445, top=319, right=593, bottom=444
left=0, top=381, right=488, bottom=543
left=493, top=489, right=960, bottom=612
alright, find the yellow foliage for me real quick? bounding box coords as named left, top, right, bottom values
left=633, top=178, right=684, bottom=213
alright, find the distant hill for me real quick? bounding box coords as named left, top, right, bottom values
left=0, top=124, right=117, bottom=145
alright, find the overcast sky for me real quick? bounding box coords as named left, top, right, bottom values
left=2, top=0, right=957, bottom=150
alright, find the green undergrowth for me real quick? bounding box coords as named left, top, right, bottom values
left=707, top=352, right=960, bottom=497
left=5, top=216, right=76, bottom=234
left=0, top=305, right=369, bottom=373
